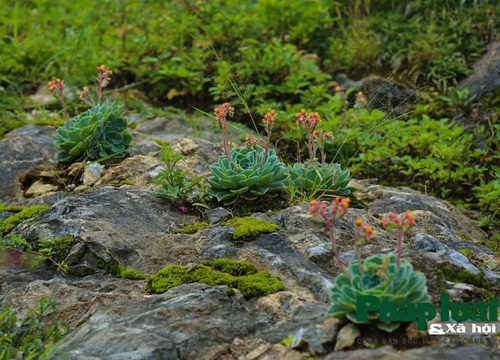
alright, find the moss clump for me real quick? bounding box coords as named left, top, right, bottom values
left=458, top=248, right=474, bottom=258
left=146, top=258, right=284, bottom=299
left=0, top=205, right=49, bottom=234
left=280, top=334, right=294, bottom=347
left=146, top=264, right=188, bottom=294
left=221, top=216, right=280, bottom=242
left=437, top=265, right=491, bottom=290
left=97, top=258, right=126, bottom=277
left=174, top=222, right=209, bottom=234
left=480, top=239, right=500, bottom=253
left=201, top=258, right=257, bottom=276
left=49, top=236, right=74, bottom=263
left=121, top=269, right=146, bottom=280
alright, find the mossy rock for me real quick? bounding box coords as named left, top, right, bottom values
left=49, top=236, right=74, bottom=263
left=437, top=265, right=491, bottom=290
left=146, top=258, right=284, bottom=299
left=201, top=258, right=257, bottom=276
left=221, top=216, right=280, bottom=242
left=121, top=269, right=146, bottom=280
left=97, top=258, right=126, bottom=277
left=0, top=204, right=49, bottom=234
left=458, top=248, right=474, bottom=258
left=146, top=264, right=190, bottom=294
left=174, top=222, right=209, bottom=234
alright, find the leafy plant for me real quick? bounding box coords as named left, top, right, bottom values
left=207, top=105, right=289, bottom=205
left=309, top=199, right=430, bottom=332
left=207, top=145, right=288, bottom=205
left=0, top=234, right=70, bottom=272
left=328, top=253, right=430, bottom=332
left=53, top=101, right=132, bottom=162
left=0, top=297, right=68, bottom=359
left=285, top=110, right=354, bottom=200
left=51, top=65, right=132, bottom=163
left=287, top=162, right=353, bottom=200
left=151, top=141, right=204, bottom=201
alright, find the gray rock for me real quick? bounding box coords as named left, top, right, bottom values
left=0, top=125, right=57, bottom=203
left=334, top=323, right=361, bottom=352
left=19, top=187, right=198, bottom=275
left=335, top=74, right=418, bottom=116
left=50, top=283, right=272, bottom=359
left=412, top=234, right=446, bottom=252
left=459, top=41, right=500, bottom=98
left=206, top=207, right=232, bottom=224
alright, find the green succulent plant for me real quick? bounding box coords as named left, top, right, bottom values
left=286, top=161, right=354, bottom=199
left=207, top=145, right=289, bottom=205
left=53, top=101, right=132, bottom=163
left=328, top=253, right=430, bottom=332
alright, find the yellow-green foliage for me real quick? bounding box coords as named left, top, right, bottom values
left=222, top=216, right=280, bottom=241
left=146, top=258, right=284, bottom=299
left=121, top=269, right=146, bottom=280
left=174, top=222, right=209, bottom=234
left=97, top=258, right=126, bottom=277
left=49, top=236, right=74, bottom=263
left=458, top=248, right=474, bottom=258
left=0, top=204, right=49, bottom=234
left=437, top=265, right=491, bottom=290
left=280, top=334, right=294, bottom=347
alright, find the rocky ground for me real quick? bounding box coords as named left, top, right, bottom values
left=1, top=105, right=499, bottom=359
left=0, top=41, right=499, bottom=359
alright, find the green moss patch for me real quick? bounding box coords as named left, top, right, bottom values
left=174, top=222, right=209, bottom=234
left=437, top=265, right=491, bottom=290
left=121, top=269, right=146, bottom=280
left=458, top=248, right=474, bottom=258
left=48, top=236, right=74, bottom=263
left=146, top=258, right=284, bottom=299
left=0, top=204, right=49, bottom=234
left=221, top=216, right=280, bottom=242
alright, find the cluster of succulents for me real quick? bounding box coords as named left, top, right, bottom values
left=53, top=101, right=132, bottom=163
left=206, top=145, right=289, bottom=205
left=50, top=65, right=132, bottom=163
left=328, top=253, right=430, bottom=332
left=286, top=161, right=354, bottom=198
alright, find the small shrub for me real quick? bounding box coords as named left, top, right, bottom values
left=151, top=141, right=204, bottom=201
left=0, top=297, right=68, bottom=358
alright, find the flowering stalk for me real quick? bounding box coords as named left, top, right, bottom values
left=312, top=130, right=333, bottom=166
left=48, top=79, right=69, bottom=124
left=296, top=110, right=321, bottom=162
left=381, top=211, right=416, bottom=282
left=214, top=102, right=235, bottom=160
left=262, top=110, right=275, bottom=161
left=309, top=197, right=350, bottom=273
left=354, top=219, right=375, bottom=273
left=96, top=64, right=112, bottom=105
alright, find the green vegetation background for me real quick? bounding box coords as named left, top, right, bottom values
left=0, top=0, right=499, bottom=241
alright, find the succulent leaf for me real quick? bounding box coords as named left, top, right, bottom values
left=328, top=254, right=430, bottom=332
left=207, top=145, right=289, bottom=204
left=286, top=161, right=355, bottom=199
left=53, top=101, right=132, bottom=163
